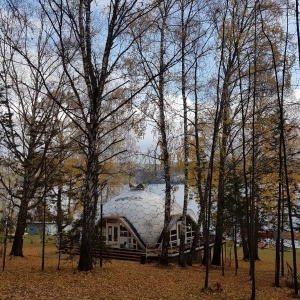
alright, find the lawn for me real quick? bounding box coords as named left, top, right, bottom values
left=0, top=235, right=298, bottom=299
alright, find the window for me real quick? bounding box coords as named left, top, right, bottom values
left=108, top=226, right=112, bottom=242
left=101, top=227, right=106, bottom=237
left=177, top=224, right=181, bottom=240
left=120, top=224, right=128, bottom=237
left=170, top=228, right=178, bottom=247
left=113, top=226, right=118, bottom=242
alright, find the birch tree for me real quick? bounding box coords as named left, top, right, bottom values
left=174, top=0, right=212, bottom=267
left=127, top=0, right=181, bottom=265
left=37, top=0, right=157, bottom=271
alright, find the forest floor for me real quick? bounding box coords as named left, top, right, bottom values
left=0, top=235, right=299, bottom=300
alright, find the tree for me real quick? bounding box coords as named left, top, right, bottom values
left=258, top=1, right=297, bottom=291
left=130, top=0, right=183, bottom=266
left=177, top=0, right=196, bottom=268
left=0, top=2, right=64, bottom=256
left=37, top=0, right=157, bottom=271
left=50, top=135, right=81, bottom=236
left=151, top=0, right=175, bottom=266
left=210, top=0, right=292, bottom=270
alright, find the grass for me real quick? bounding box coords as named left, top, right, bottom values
left=0, top=236, right=299, bottom=299
left=22, top=234, right=55, bottom=245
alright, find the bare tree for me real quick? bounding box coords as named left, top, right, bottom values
left=131, top=0, right=184, bottom=266
left=0, top=2, right=64, bottom=256
left=177, top=0, right=195, bottom=268
left=37, top=0, right=158, bottom=271
left=259, top=1, right=297, bottom=293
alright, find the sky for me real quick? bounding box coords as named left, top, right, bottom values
left=136, top=121, right=157, bottom=153
left=135, top=95, right=196, bottom=153
left=146, top=183, right=199, bottom=215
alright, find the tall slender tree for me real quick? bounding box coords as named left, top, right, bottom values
left=130, top=0, right=181, bottom=266
left=37, top=0, right=157, bottom=271
left=177, top=0, right=199, bottom=268
left=259, top=1, right=296, bottom=293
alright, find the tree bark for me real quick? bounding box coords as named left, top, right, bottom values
left=56, top=185, right=64, bottom=235
left=211, top=79, right=231, bottom=266
left=78, top=133, right=99, bottom=271
left=10, top=199, right=28, bottom=256
left=156, top=1, right=174, bottom=267
left=178, top=0, right=190, bottom=268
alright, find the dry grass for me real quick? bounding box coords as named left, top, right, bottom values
left=0, top=236, right=298, bottom=300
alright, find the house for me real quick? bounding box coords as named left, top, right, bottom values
left=101, top=184, right=200, bottom=260
left=26, top=222, right=57, bottom=235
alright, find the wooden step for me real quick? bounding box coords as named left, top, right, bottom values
left=94, top=248, right=144, bottom=262
left=62, top=246, right=151, bottom=262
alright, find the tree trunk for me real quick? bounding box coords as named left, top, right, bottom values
left=233, top=224, right=238, bottom=275
left=178, top=0, right=189, bottom=268
left=212, top=82, right=230, bottom=266
left=77, top=132, right=98, bottom=271
left=160, top=176, right=172, bottom=265
left=157, top=3, right=172, bottom=267
left=254, top=209, right=260, bottom=261
left=159, top=121, right=172, bottom=265
left=77, top=0, right=100, bottom=271
left=10, top=163, right=36, bottom=257
left=10, top=199, right=28, bottom=256
left=187, top=223, right=200, bottom=266
left=241, top=226, right=249, bottom=261
left=158, top=94, right=172, bottom=266
left=56, top=185, right=64, bottom=235
left=187, top=55, right=205, bottom=267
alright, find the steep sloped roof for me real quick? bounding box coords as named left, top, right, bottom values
left=103, top=188, right=192, bottom=247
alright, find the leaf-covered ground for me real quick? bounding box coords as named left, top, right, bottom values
left=0, top=238, right=297, bottom=299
